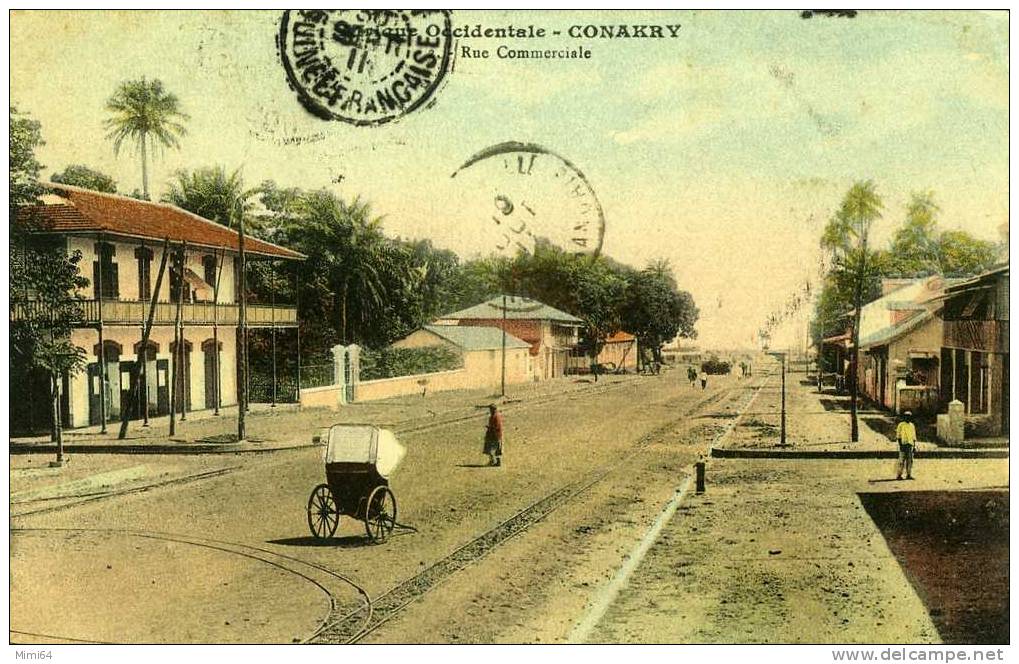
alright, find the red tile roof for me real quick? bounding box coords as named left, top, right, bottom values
left=21, top=184, right=304, bottom=260
left=606, top=331, right=636, bottom=343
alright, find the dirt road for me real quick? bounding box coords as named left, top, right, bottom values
left=11, top=366, right=762, bottom=644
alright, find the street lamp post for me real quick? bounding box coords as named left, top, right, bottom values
left=781, top=352, right=787, bottom=446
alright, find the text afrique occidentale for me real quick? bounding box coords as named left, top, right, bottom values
left=346, top=23, right=683, bottom=41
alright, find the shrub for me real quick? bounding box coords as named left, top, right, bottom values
left=361, top=345, right=462, bottom=380
left=701, top=358, right=731, bottom=375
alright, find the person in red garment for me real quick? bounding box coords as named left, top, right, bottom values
left=484, top=403, right=504, bottom=467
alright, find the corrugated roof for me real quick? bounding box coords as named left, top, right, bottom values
left=424, top=325, right=530, bottom=351
left=20, top=184, right=304, bottom=260
left=944, top=264, right=1009, bottom=294
left=440, top=295, right=583, bottom=323
left=858, top=309, right=939, bottom=349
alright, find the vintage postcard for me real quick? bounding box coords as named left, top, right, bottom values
left=7, top=7, right=1010, bottom=654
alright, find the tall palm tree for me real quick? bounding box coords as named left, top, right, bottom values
left=287, top=192, right=394, bottom=344
left=105, top=78, right=189, bottom=199
left=823, top=180, right=883, bottom=443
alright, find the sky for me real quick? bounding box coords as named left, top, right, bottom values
left=9, top=10, right=1009, bottom=349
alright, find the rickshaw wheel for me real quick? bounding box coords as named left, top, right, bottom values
left=307, top=484, right=339, bottom=540
left=364, top=486, right=397, bottom=544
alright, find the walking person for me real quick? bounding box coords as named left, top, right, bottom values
left=688, top=366, right=697, bottom=387
left=699, top=370, right=708, bottom=390
left=895, top=410, right=917, bottom=480
left=484, top=403, right=504, bottom=467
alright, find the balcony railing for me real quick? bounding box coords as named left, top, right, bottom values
left=11, top=298, right=298, bottom=327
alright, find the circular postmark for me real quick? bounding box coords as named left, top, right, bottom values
left=451, top=141, right=606, bottom=257
left=278, top=10, right=453, bottom=126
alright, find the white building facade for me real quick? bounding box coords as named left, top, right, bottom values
left=13, top=184, right=303, bottom=430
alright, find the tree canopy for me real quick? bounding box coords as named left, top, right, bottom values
left=888, top=191, right=999, bottom=278
left=50, top=164, right=118, bottom=193
left=812, top=184, right=1001, bottom=346
left=10, top=107, right=89, bottom=378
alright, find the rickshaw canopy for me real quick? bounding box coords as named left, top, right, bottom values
left=325, top=424, right=406, bottom=479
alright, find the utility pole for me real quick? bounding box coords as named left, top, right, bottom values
left=169, top=243, right=186, bottom=437
left=119, top=239, right=170, bottom=440
left=237, top=206, right=248, bottom=442
left=96, top=237, right=107, bottom=434
left=501, top=294, right=507, bottom=398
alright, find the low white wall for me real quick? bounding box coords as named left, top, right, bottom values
left=356, top=368, right=470, bottom=401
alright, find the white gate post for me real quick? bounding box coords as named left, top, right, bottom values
left=331, top=344, right=348, bottom=406
left=345, top=344, right=360, bottom=402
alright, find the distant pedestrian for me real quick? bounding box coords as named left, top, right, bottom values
left=739, top=361, right=747, bottom=378
left=895, top=410, right=916, bottom=480
left=699, top=370, right=708, bottom=390
left=688, top=366, right=697, bottom=386
left=484, top=404, right=504, bottom=467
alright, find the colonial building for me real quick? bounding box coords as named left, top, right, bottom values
left=856, top=276, right=949, bottom=413
left=391, top=325, right=533, bottom=388
left=821, top=276, right=953, bottom=399
left=434, top=295, right=582, bottom=380
left=567, top=330, right=639, bottom=374
left=938, top=265, right=1009, bottom=436
left=11, top=184, right=303, bottom=430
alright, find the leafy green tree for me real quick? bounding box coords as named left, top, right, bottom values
left=888, top=191, right=998, bottom=277
left=50, top=164, right=118, bottom=193
left=11, top=106, right=44, bottom=210
left=889, top=192, right=940, bottom=276
left=105, top=78, right=188, bottom=199
left=621, top=260, right=698, bottom=366
left=936, top=230, right=999, bottom=277
left=819, top=180, right=884, bottom=442
left=259, top=185, right=424, bottom=350
left=10, top=107, right=89, bottom=442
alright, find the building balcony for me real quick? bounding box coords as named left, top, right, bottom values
left=10, top=298, right=298, bottom=328
left=943, top=319, right=1008, bottom=354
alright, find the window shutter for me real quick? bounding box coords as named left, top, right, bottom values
left=110, top=263, right=120, bottom=298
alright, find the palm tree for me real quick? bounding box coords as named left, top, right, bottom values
left=287, top=192, right=395, bottom=344
left=105, top=78, right=189, bottom=199
left=822, top=180, right=883, bottom=442
left=164, top=166, right=256, bottom=229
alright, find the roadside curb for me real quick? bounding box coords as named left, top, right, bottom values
left=710, top=447, right=1009, bottom=459
left=8, top=442, right=317, bottom=456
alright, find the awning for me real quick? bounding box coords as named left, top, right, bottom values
left=822, top=332, right=851, bottom=347
left=173, top=267, right=214, bottom=299
left=183, top=268, right=211, bottom=290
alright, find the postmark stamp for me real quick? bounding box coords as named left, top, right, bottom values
left=277, top=9, right=453, bottom=126
left=451, top=141, right=606, bottom=257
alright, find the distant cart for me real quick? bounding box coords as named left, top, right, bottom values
left=307, top=424, right=405, bottom=543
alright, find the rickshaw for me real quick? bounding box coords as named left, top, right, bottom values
left=307, top=424, right=405, bottom=543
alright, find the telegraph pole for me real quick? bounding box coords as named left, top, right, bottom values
left=501, top=294, right=507, bottom=398
left=237, top=207, right=247, bottom=442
